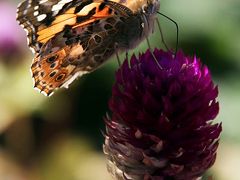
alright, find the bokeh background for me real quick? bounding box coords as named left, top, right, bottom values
left=0, top=0, right=239, bottom=179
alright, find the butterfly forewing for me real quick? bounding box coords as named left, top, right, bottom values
left=17, top=0, right=67, bottom=52
left=17, top=0, right=159, bottom=96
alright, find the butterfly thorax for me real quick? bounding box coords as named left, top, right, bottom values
left=113, top=0, right=160, bottom=14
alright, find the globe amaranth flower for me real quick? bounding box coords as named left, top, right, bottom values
left=103, top=49, right=222, bottom=180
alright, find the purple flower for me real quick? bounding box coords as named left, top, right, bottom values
left=103, top=49, right=222, bottom=180
left=0, top=2, right=26, bottom=61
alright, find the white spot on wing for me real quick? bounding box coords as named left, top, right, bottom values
left=51, top=0, right=72, bottom=13
left=33, top=87, right=49, bottom=97
left=41, top=91, right=48, bottom=96
left=29, top=47, right=36, bottom=53
left=34, top=11, right=39, bottom=16
left=17, top=1, right=24, bottom=8
left=39, top=0, right=48, bottom=4
left=26, top=36, right=30, bottom=45
left=77, top=3, right=98, bottom=16
left=34, top=87, right=41, bottom=93
left=23, top=9, right=28, bottom=15
left=27, top=0, right=32, bottom=8
left=58, top=0, right=73, bottom=4
left=34, top=6, right=39, bottom=10
left=37, top=14, right=47, bottom=21
left=69, top=44, right=84, bottom=57
left=52, top=4, right=65, bottom=12
left=61, top=71, right=88, bottom=89
left=24, top=28, right=29, bottom=35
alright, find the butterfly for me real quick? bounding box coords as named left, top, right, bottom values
left=17, top=0, right=160, bottom=96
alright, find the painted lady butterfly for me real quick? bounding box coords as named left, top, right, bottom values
left=17, top=0, right=160, bottom=96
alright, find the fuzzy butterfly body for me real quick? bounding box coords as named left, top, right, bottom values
left=17, top=0, right=160, bottom=96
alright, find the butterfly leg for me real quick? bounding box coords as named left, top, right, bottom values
left=125, top=51, right=129, bottom=61
left=145, top=36, right=163, bottom=70
left=116, top=51, right=122, bottom=67
left=114, top=43, right=126, bottom=84
left=114, top=43, right=122, bottom=67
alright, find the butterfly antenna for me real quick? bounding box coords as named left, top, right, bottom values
left=157, top=12, right=179, bottom=57
left=125, top=51, right=129, bottom=61
left=156, top=18, right=170, bottom=51
left=142, top=14, right=162, bottom=70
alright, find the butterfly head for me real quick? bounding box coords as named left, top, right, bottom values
left=142, top=0, right=160, bottom=15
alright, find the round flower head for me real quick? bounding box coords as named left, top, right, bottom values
left=104, top=49, right=222, bottom=180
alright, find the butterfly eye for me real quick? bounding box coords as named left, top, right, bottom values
left=55, top=73, right=66, bottom=82
left=47, top=55, right=58, bottom=63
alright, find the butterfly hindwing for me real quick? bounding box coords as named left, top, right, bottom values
left=22, top=0, right=136, bottom=96
left=30, top=20, right=118, bottom=96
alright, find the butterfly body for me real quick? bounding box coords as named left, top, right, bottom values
left=17, top=0, right=160, bottom=96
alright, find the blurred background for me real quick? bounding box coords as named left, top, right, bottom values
left=0, top=0, right=239, bottom=179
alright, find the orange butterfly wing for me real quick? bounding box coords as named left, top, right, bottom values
left=17, top=0, right=134, bottom=96
left=37, top=2, right=115, bottom=44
